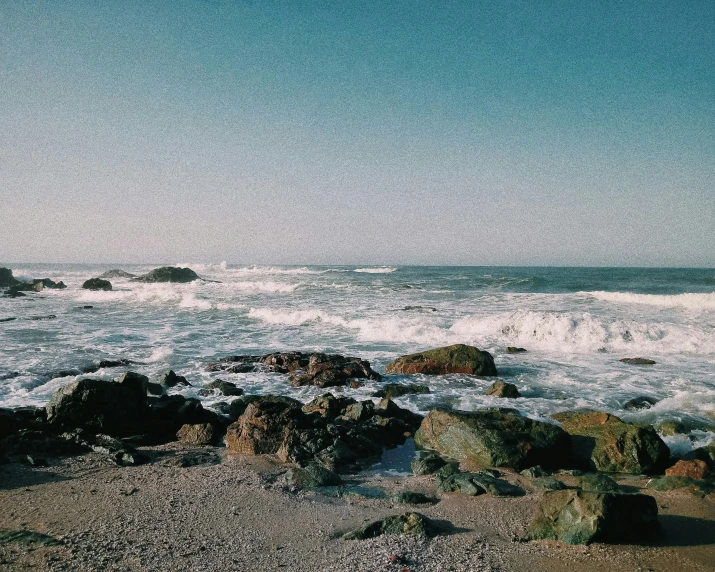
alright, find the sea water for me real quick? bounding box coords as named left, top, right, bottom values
left=1, top=264, right=714, bottom=455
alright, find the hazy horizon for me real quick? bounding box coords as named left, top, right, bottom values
left=2, top=1, right=713, bottom=267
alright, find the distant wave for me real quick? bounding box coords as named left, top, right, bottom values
left=354, top=267, right=397, bottom=274
left=585, top=291, right=715, bottom=310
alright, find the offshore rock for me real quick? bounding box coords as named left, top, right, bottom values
left=157, top=370, right=191, bottom=387
left=373, top=383, right=430, bottom=399
left=98, top=269, right=137, bottom=279
left=415, top=408, right=570, bottom=470
left=198, top=380, right=243, bottom=397
left=485, top=380, right=520, bottom=398
left=33, top=278, right=66, bottom=289
left=342, top=512, right=436, bottom=540
left=133, top=266, right=200, bottom=283
left=385, top=344, right=497, bottom=376
left=527, top=490, right=659, bottom=545
left=0, top=268, right=20, bottom=288
left=624, top=396, right=659, bottom=411
left=551, top=411, right=669, bottom=474
left=82, top=278, right=112, bottom=291
left=620, top=357, right=656, bottom=365
left=506, top=347, right=527, bottom=353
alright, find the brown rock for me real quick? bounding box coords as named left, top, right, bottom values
left=665, top=459, right=710, bottom=480
left=176, top=423, right=221, bottom=445
left=385, top=344, right=497, bottom=376
left=485, top=380, right=520, bottom=398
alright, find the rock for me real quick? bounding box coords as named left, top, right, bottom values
left=0, top=530, right=62, bottom=547
left=98, top=269, right=137, bottom=279
left=0, top=429, right=89, bottom=458
left=385, top=344, right=498, bottom=376
left=579, top=474, right=619, bottom=492
left=485, top=380, right=520, bottom=398
left=29, top=314, right=56, bottom=320
left=342, top=512, right=436, bottom=540
left=685, top=442, right=715, bottom=468
left=657, top=421, right=687, bottom=436
left=342, top=401, right=375, bottom=422
left=0, top=268, right=20, bottom=288
left=46, top=377, right=148, bottom=436
left=146, top=395, right=220, bottom=441
left=288, top=353, right=382, bottom=387
left=520, top=465, right=549, bottom=478
left=82, top=278, right=112, bottom=291
left=157, top=370, right=191, bottom=387
left=506, top=347, right=527, bottom=353
left=620, top=357, right=656, bottom=365
left=527, top=490, right=659, bottom=545
left=624, top=396, right=659, bottom=411
left=437, top=471, right=525, bottom=496
left=4, top=287, right=25, bottom=297
left=373, top=383, right=430, bottom=399
left=665, top=459, right=710, bottom=480
left=411, top=453, right=448, bottom=476
left=531, top=477, right=568, bottom=491
left=198, top=380, right=243, bottom=397
left=33, top=278, right=66, bottom=289
left=281, top=464, right=342, bottom=489
left=551, top=410, right=670, bottom=474
left=176, top=423, right=221, bottom=445
left=90, top=434, right=149, bottom=466
left=165, top=451, right=221, bottom=468
left=400, top=306, right=437, bottom=312
left=146, top=382, right=165, bottom=396
left=415, top=408, right=570, bottom=471
left=133, top=266, right=200, bottom=283
left=0, top=406, right=46, bottom=438
left=391, top=491, right=436, bottom=504
left=646, top=476, right=714, bottom=497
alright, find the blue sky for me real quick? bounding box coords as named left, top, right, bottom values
left=1, top=1, right=713, bottom=265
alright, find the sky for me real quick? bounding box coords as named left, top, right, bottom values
left=1, top=0, right=713, bottom=266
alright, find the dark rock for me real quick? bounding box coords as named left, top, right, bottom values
left=146, top=382, right=165, bottom=396
left=506, top=347, right=527, bottom=353
left=531, top=477, right=567, bottom=491
left=624, top=396, right=659, bottom=410
left=0, top=268, right=20, bottom=288
left=551, top=410, right=669, bottom=474
left=520, top=465, right=550, bottom=478
left=656, top=421, right=687, bottom=436
left=288, top=353, right=382, bottom=387
left=0, top=317, right=16, bottom=322
left=33, top=278, right=66, bottom=289
left=46, top=377, right=147, bottom=436
left=133, top=266, right=200, bottom=283
left=145, top=395, right=220, bottom=441
left=415, top=408, right=570, bottom=471
left=82, top=278, right=112, bottom=291
left=684, top=441, right=715, bottom=468
left=98, top=269, right=137, bottom=279
left=411, top=453, right=448, bottom=476
left=157, top=370, right=191, bottom=387
left=579, top=474, right=620, bottom=492
left=620, top=357, right=656, bottom=365
left=24, top=455, right=49, bottom=467
left=0, top=429, right=89, bottom=458
left=485, top=380, right=520, bottom=398
left=90, top=434, right=148, bottom=466
left=400, top=306, right=437, bottom=312
left=166, top=451, right=221, bottom=468
left=0, top=406, right=46, bottom=438
left=281, top=464, right=342, bottom=489
left=176, top=423, right=222, bottom=445
left=342, top=512, right=436, bottom=540
left=4, top=287, right=26, bottom=297
left=29, top=315, right=56, bottom=320
left=391, top=491, right=437, bottom=504
left=198, top=380, right=243, bottom=397
left=437, top=471, right=525, bottom=497
left=526, top=490, right=659, bottom=545
left=385, top=344, right=497, bottom=376
left=646, top=476, right=714, bottom=497
left=0, top=530, right=62, bottom=547
left=373, top=383, right=430, bottom=399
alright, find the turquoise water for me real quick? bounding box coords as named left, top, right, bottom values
left=2, top=264, right=714, bottom=455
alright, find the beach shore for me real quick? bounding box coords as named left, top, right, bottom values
left=1, top=442, right=713, bottom=571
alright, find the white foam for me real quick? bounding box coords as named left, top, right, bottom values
left=354, top=267, right=397, bottom=273
left=585, top=291, right=715, bottom=311
left=225, top=281, right=300, bottom=294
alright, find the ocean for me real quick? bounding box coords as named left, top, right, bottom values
left=2, top=264, right=714, bottom=457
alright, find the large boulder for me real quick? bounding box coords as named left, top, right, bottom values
left=342, top=512, right=436, bottom=540
left=0, top=268, right=20, bottom=287
left=527, top=490, right=659, bottom=545
left=45, top=376, right=147, bottom=435
left=82, top=278, right=112, bottom=291
left=486, top=380, right=520, bottom=398
left=551, top=411, right=670, bottom=474
left=97, top=269, right=137, bottom=279
left=176, top=423, right=221, bottom=445
left=133, top=267, right=200, bottom=283
left=414, top=408, right=570, bottom=471
left=385, top=344, right=497, bottom=376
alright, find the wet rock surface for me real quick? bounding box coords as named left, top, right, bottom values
left=385, top=344, right=498, bottom=376
left=132, top=266, right=201, bottom=283
left=82, top=278, right=112, bottom=291
left=485, top=380, right=520, bottom=398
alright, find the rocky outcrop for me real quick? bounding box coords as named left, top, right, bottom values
left=373, top=383, right=430, bottom=399
left=82, top=278, right=112, bottom=291
left=198, top=380, right=243, bottom=397
left=506, top=347, right=527, bottom=353
left=485, top=380, right=520, bottom=398
left=527, top=490, right=659, bottom=545
left=133, top=267, right=200, bottom=283
left=385, top=344, right=497, bottom=376
left=342, top=512, right=436, bottom=540
left=98, top=269, right=137, bottom=279
left=0, top=268, right=20, bottom=287
left=224, top=393, right=422, bottom=473
left=551, top=411, right=669, bottom=474
left=33, top=278, right=66, bottom=289
left=415, top=408, right=570, bottom=471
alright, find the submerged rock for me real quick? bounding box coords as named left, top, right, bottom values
left=506, top=347, right=527, bottom=353
left=485, top=380, right=520, bottom=398
left=373, top=383, right=430, bottom=399
left=133, top=266, right=200, bottom=283
left=619, top=357, right=656, bottom=365
left=624, top=396, right=659, bottom=411
left=385, top=344, right=498, bottom=376
left=198, top=380, right=243, bottom=397
left=157, top=370, right=191, bottom=387
left=527, top=490, right=659, bottom=545
left=342, top=512, right=436, bottom=540
left=551, top=410, right=669, bottom=474
left=415, top=408, right=570, bottom=471
left=98, top=269, right=137, bottom=279
left=82, top=278, right=112, bottom=291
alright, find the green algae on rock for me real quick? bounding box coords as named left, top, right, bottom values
left=385, top=344, right=497, bottom=376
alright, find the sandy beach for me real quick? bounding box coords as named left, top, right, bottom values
left=1, top=442, right=714, bottom=572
